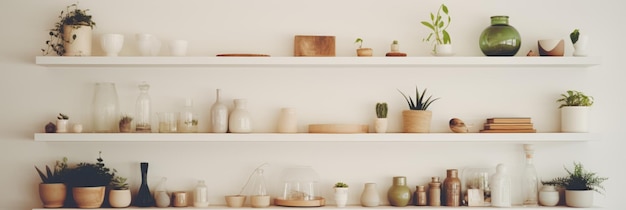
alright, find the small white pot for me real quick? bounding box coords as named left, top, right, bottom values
left=565, top=190, right=594, bottom=208
left=109, top=189, right=132, bottom=208
left=434, top=44, right=453, bottom=56
left=539, top=185, right=559, bottom=206
left=573, top=35, right=589, bottom=57
left=560, top=106, right=590, bottom=132
left=334, top=187, right=349, bottom=207
left=374, top=118, right=388, bottom=133
left=56, top=120, right=69, bottom=133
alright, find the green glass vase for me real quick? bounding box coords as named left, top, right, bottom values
left=479, top=16, right=521, bottom=56
left=387, top=176, right=411, bottom=206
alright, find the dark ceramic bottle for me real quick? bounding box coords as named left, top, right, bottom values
left=134, top=162, right=155, bottom=207
left=387, top=176, right=411, bottom=206
left=443, top=169, right=462, bottom=206
left=479, top=16, right=521, bottom=56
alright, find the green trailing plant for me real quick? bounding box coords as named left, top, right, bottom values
left=57, top=113, right=69, bottom=120
left=421, top=4, right=452, bottom=53
left=110, top=176, right=129, bottom=190
left=65, top=151, right=115, bottom=187
left=398, top=86, right=440, bottom=110
left=376, top=102, right=388, bottom=118
left=542, top=162, right=608, bottom=194
left=355, top=38, right=364, bottom=49
left=334, top=182, right=349, bottom=188
left=570, top=29, right=580, bottom=44
left=42, top=3, right=96, bottom=56
left=35, top=157, right=69, bottom=183
left=557, top=90, right=594, bottom=108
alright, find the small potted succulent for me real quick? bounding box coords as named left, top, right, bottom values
left=109, top=176, right=131, bottom=208
left=333, top=182, right=349, bottom=207
left=56, top=113, right=69, bottom=133
left=557, top=90, right=593, bottom=132
left=542, top=162, right=607, bottom=207
left=398, top=86, right=440, bottom=133
left=570, top=29, right=589, bottom=56
left=42, top=3, right=96, bottom=56
left=35, top=157, right=70, bottom=208
left=374, top=102, right=388, bottom=133
left=119, top=115, right=133, bottom=133
left=355, top=38, right=373, bottom=57
left=421, top=4, right=452, bottom=56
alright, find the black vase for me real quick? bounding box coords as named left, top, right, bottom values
left=134, top=162, right=155, bottom=207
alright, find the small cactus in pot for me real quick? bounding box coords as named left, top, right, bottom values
left=376, top=103, right=388, bottom=118
left=374, top=102, right=389, bottom=133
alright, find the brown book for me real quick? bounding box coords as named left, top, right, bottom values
left=480, top=129, right=537, bottom=133
left=486, top=117, right=531, bottom=124
left=484, top=123, right=534, bottom=130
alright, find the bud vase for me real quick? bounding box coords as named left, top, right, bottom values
left=229, top=99, right=252, bottom=133
left=360, top=183, right=379, bottom=207
left=134, top=162, right=155, bottom=207
left=210, top=89, right=229, bottom=133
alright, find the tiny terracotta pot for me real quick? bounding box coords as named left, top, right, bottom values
left=225, top=195, right=247, bottom=207
left=356, top=48, right=373, bottom=56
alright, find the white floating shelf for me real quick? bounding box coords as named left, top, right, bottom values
left=31, top=205, right=601, bottom=210
left=34, top=133, right=595, bottom=142
left=35, top=56, right=601, bottom=67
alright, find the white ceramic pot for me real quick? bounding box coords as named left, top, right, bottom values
left=63, top=25, right=92, bottom=56
left=229, top=99, right=252, bottom=133
left=277, top=107, right=298, bottom=133
left=374, top=118, right=388, bottom=133
left=539, top=185, right=559, bottom=206
left=109, top=189, right=131, bottom=208
left=360, top=183, right=380, bottom=207
left=573, top=35, right=589, bottom=56
left=565, top=190, right=594, bottom=208
left=560, top=106, right=590, bottom=132
left=56, top=120, right=69, bottom=133
left=434, top=44, right=453, bottom=56
left=334, top=187, right=349, bottom=207
left=169, top=40, right=189, bottom=56
left=101, top=34, right=125, bottom=56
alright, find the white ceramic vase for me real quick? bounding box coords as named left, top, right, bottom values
left=56, top=120, right=68, bottom=133
left=101, top=34, right=125, bottom=56
left=360, top=183, right=380, bottom=207
left=63, top=25, right=92, bottom=56
left=565, top=190, right=593, bottom=208
left=277, top=107, right=297, bottom=133
left=229, top=99, right=252, bottom=133
left=374, top=118, right=388, bottom=133
left=539, top=185, right=559, bottom=206
left=210, top=89, right=229, bottom=133
left=109, top=189, right=132, bottom=208
left=334, top=187, right=349, bottom=207
left=573, top=35, right=589, bottom=57
left=560, top=106, right=590, bottom=132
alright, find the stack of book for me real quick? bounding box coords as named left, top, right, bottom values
left=480, top=117, right=536, bottom=133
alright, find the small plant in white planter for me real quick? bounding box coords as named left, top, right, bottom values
left=42, top=3, right=96, bottom=56
left=421, top=4, right=452, bottom=56
left=109, top=176, right=131, bottom=208
left=355, top=38, right=373, bottom=57
left=334, top=182, right=349, bottom=207
left=56, top=113, right=69, bottom=133
left=542, top=162, right=607, bottom=208
left=374, top=103, right=388, bottom=133
left=570, top=29, right=589, bottom=56
left=557, top=90, right=593, bottom=132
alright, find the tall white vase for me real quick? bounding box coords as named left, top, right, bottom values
left=360, top=183, right=380, bottom=207
left=560, top=106, right=590, bottom=132
left=63, top=25, right=92, bottom=56
left=210, top=89, right=229, bottom=133
left=229, top=99, right=252, bottom=133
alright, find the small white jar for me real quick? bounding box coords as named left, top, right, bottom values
left=539, top=185, right=559, bottom=206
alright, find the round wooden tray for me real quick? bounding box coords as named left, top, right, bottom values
left=274, top=197, right=325, bottom=207
left=308, top=124, right=369, bottom=133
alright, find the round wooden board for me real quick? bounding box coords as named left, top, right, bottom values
left=216, top=53, right=270, bottom=57
left=308, top=124, right=369, bottom=133
left=274, top=198, right=325, bottom=207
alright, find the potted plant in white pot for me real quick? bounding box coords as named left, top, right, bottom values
left=42, top=3, right=96, bottom=56
left=421, top=4, right=452, bottom=56
left=398, top=86, right=440, bottom=133
left=374, top=102, right=388, bottom=133
left=355, top=38, right=373, bottom=56
left=65, top=151, right=115, bottom=208
left=108, top=176, right=131, bottom=208
left=570, top=29, right=589, bottom=56
left=334, top=182, right=349, bottom=207
left=35, top=157, right=70, bottom=208
left=542, top=162, right=607, bottom=208
left=557, top=90, right=593, bottom=132
left=56, top=113, right=69, bottom=133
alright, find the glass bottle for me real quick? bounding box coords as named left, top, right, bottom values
left=135, top=162, right=155, bottom=207
left=490, top=163, right=511, bottom=207
left=92, top=82, right=119, bottom=132
left=443, top=169, right=461, bottom=206
left=428, top=176, right=441, bottom=206
left=229, top=99, right=252, bottom=133
left=479, top=16, right=521, bottom=56
left=155, top=177, right=170, bottom=208
left=193, top=180, right=210, bottom=207
left=387, top=176, right=411, bottom=207
left=248, top=167, right=270, bottom=208
left=210, top=89, right=229, bottom=133
left=522, top=144, right=539, bottom=206
left=179, top=98, right=198, bottom=133
left=135, top=82, right=152, bottom=132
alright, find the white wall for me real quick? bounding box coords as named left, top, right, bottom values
left=0, top=0, right=624, bottom=209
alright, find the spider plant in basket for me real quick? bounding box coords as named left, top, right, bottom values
left=398, top=87, right=440, bottom=133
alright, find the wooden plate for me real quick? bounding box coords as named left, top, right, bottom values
left=308, top=124, right=369, bottom=133
left=274, top=198, right=325, bottom=207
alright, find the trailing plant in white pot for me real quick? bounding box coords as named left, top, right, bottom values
left=42, top=3, right=96, bottom=56
left=421, top=4, right=452, bottom=56
left=557, top=90, right=593, bottom=132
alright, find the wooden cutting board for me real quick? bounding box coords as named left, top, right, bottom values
left=308, top=124, right=368, bottom=133
left=294, top=35, right=335, bottom=57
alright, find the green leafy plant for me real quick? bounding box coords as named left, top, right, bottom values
left=65, top=151, right=115, bottom=187
left=334, top=182, right=349, bottom=188
left=57, top=113, right=69, bottom=120
left=557, top=90, right=594, bottom=108
left=542, top=162, right=608, bottom=194
left=355, top=38, right=364, bottom=49
left=421, top=4, right=452, bottom=52
left=570, top=29, right=580, bottom=44
left=35, top=157, right=69, bottom=183
left=392, top=40, right=398, bottom=45
left=376, top=102, right=388, bottom=118
left=42, top=3, right=96, bottom=56
left=110, top=176, right=129, bottom=190
left=398, top=87, right=440, bottom=110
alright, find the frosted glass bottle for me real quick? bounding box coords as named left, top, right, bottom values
left=490, top=163, right=511, bottom=207
left=229, top=99, right=252, bottom=133
left=135, top=82, right=152, bottom=132
left=210, top=89, right=228, bottom=133
left=178, top=98, right=198, bottom=133
left=193, top=180, right=210, bottom=207
left=92, top=82, right=119, bottom=132
left=154, top=177, right=170, bottom=208
left=522, top=144, right=539, bottom=206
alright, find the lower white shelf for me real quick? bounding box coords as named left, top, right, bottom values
left=31, top=205, right=601, bottom=210
left=33, top=133, right=595, bottom=142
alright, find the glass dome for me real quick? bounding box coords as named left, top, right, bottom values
left=275, top=166, right=325, bottom=207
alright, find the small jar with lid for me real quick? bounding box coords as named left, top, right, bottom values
left=428, top=177, right=441, bottom=206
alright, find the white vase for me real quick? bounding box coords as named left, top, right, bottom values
left=56, top=120, right=68, bottom=133
left=573, top=35, right=589, bottom=57
left=101, top=33, right=124, bottom=56
left=539, top=185, right=559, bottom=206
left=229, top=99, right=252, bottom=133
left=360, top=183, right=379, bottom=207
left=434, top=44, right=453, bottom=56
left=560, top=106, right=590, bottom=132
left=373, top=118, right=388, bottom=133
left=63, top=25, right=92, bottom=56
left=136, top=33, right=161, bottom=56
left=334, top=187, right=349, bottom=207
left=277, top=107, right=297, bottom=133
left=109, top=189, right=131, bottom=208
left=565, top=190, right=593, bottom=208
left=210, top=89, right=229, bottom=133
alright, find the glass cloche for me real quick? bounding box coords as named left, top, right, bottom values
left=274, top=166, right=325, bottom=207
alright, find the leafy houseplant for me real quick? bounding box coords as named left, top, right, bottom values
left=398, top=86, right=440, bottom=133
left=398, top=87, right=440, bottom=111
left=570, top=29, right=580, bottom=44
left=56, top=113, right=70, bottom=133
left=108, top=175, right=132, bottom=208
left=558, top=90, right=593, bottom=132
left=57, top=113, right=69, bottom=120
left=36, top=157, right=69, bottom=184
left=36, top=157, right=71, bottom=208
left=557, top=90, right=593, bottom=108
left=42, top=3, right=96, bottom=56
left=542, top=162, right=607, bottom=194
left=355, top=38, right=373, bottom=56
left=421, top=4, right=452, bottom=54
left=65, top=151, right=115, bottom=188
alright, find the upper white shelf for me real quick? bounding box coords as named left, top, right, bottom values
left=34, top=133, right=595, bottom=142
left=31, top=205, right=601, bottom=210
left=35, top=56, right=601, bottom=67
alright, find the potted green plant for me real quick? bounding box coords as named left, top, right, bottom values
left=421, top=4, right=452, bottom=56
left=333, top=182, right=349, bottom=207
left=66, top=151, right=115, bottom=208
left=108, top=176, right=131, bottom=208
left=355, top=38, right=373, bottom=57
left=374, top=102, right=388, bottom=133
left=398, top=86, right=440, bottom=133
left=56, top=113, right=69, bottom=133
left=557, top=90, right=593, bottom=132
left=542, top=162, right=607, bottom=207
left=119, top=115, right=133, bottom=133
left=570, top=29, right=589, bottom=56
left=42, top=3, right=96, bottom=56
left=35, top=157, right=70, bottom=208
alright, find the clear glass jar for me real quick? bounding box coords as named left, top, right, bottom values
left=276, top=166, right=322, bottom=206
left=92, top=82, right=119, bottom=132
left=178, top=98, right=198, bottom=133
left=522, top=144, right=539, bottom=206
left=135, top=82, right=152, bottom=132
